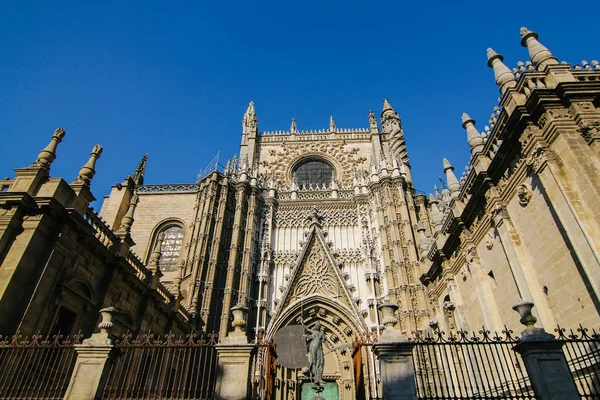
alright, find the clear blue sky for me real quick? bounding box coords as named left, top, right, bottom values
left=1, top=1, right=598, bottom=204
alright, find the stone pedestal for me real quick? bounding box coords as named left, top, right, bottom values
left=373, top=341, right=417, bottom=400
left=64, top=344, right=114, bottom=400
left=215, top=344, right=255, bottom=400
left=513, top=338, right=579, bottom=400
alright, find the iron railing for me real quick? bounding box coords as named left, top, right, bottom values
left=412, top=328, right=536, bottom=400
left=0, top=332, right=81, bottom=399
left=556, top=325, right=600, bottom=400
left=101, top=332, right=218, bottom=399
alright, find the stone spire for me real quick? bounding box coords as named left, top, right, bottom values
left=381, top=99, right=409, bottom=167
left=290, top=118, right=297, bottom=134
left=368, top=110, right=378, bottom=133
left=242, top=101, right=258, bottom=135
left=32, top=128, right=66, bottom=169
left=443, top=158, right=460, bottom=198
left=487, top=48, right=516, bottom=94
left=461, top=113, right=484, bottom=154
left=329, top=116, right=336, bottom=133
left=131, top=154, right=147, bottom=187
left=520, top=27, right=558, bottom=69
left=73, top=145, right=103, bottom=185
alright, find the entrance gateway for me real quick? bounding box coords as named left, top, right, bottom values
left=274, top=323, right=343, bottom=400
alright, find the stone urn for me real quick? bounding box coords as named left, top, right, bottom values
left=230, top=304, right=249, bottom=334
left=378, top=302, right=399, bottom=330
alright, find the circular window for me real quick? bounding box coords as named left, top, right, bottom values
left=294, top=159, right=333, bottom=189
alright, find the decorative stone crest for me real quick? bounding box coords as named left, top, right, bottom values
left=517, top=184, right=532, bottom=206
left=485, top=233, right=494, bottom=250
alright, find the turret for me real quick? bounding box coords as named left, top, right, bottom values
left=520, top=27, right=558, bottom=70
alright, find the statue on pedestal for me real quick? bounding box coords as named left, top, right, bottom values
left=301, top=319, right=333, bottom=391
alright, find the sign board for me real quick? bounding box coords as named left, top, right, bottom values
left=274, top=325, right=309, bottom=369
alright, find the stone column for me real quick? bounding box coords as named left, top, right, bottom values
left=214, top=343, right=256, bottom=400
left=372, top=303, right=418, bottom=400
left=511, top=300, right=579, bottom=400
left=64, top=307, right=119, bottom=400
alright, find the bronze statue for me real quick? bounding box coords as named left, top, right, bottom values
left=301, top=319, right=333, bottom=387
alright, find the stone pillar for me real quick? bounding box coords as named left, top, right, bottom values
left=214, top=344, right=256, bottom=400
left=511, top=300, right=579, bottom=400
left=64, top=307, right=118, bottom=400
left=372, top=303, right=418, bottom=400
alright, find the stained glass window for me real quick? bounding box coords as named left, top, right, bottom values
left=158, top=225, right=184, bottom=272
left=294, top=159, right=333, bottom=189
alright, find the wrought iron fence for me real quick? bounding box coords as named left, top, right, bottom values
left=101, top=331, right=218, bottom=399
left=412, top=327, right=537, bottom=400
left=0, top=332, right=81, bottom=399
left=556, top=325, right=600, bottom=400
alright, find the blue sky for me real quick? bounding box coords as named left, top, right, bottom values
left=1, top=1, right=598, bottom=204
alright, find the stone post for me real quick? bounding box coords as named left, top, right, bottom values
left=64, top=307, right=119, bottom=400
left=372, top=303, right=418, bottom=400
left=214, top=304, right=254, bottom=399
left=214, top=343, right=256, bottom=400
left=511, top=300, right=579, bottom=400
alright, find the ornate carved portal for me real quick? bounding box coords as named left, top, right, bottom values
left=265, top=225, right=372, bottom=400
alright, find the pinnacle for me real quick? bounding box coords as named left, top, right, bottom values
left=246, top=101, right=255, bottom=114
left=520, top=27, right=538, bottom=40
left=443, top=158, right=453, bottom=170
left=487, top=48, right=498, bottom=59
left=382, top=99, right=394, bottom=112
left=461, top=113, right=473, bottom=124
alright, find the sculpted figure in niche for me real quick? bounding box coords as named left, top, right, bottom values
left=301, top=319, right=333, bottom=387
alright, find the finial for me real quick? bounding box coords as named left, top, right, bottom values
left=520, top=27, right=558, bottom=69
left=74, top=144, right=103, bottom=185
left=148, top=232, right=165, bottom=272
left=329, top=116, right=336, bottom=132
left=246, top=101, right=255, bottom=115
left=290, top=118, right=297, bottom=134
left=443, top=158, right=460, bottom=197
left=461, top=113, right=484, bottom=154
left=368, top=110, right=378, bottom=133
left=131, top=154, right=147, bottom=187
left=118, top=190, right=139, bottom=235
left=32, top=128, right=66, bottom=169
left=242, top=101, right=258, bottom=133
left=487, top=48, right=516, bottom=94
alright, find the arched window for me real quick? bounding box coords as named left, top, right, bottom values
left=294, top=158, right=333, bottom=189
left=156, top=224, right=184, bottom=272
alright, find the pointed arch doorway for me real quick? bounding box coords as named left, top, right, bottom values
left=265, top=295, right=374, bottom=400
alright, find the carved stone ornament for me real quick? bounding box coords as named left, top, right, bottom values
left=517, top=184, right=532, bottom=206
left=525, top=144, right=548, bottom=171
left=485, top=233, right=494, bottom=250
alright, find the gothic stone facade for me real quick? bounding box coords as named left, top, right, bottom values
left=101, top=29, right=600, bottom=397
left=1, top=26, right=600, bottom=399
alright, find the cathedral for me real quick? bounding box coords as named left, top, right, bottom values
left=0, top=26, right=599, bottom=399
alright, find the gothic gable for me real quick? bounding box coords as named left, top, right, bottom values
left=276, top=224, right=359, bottom=317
